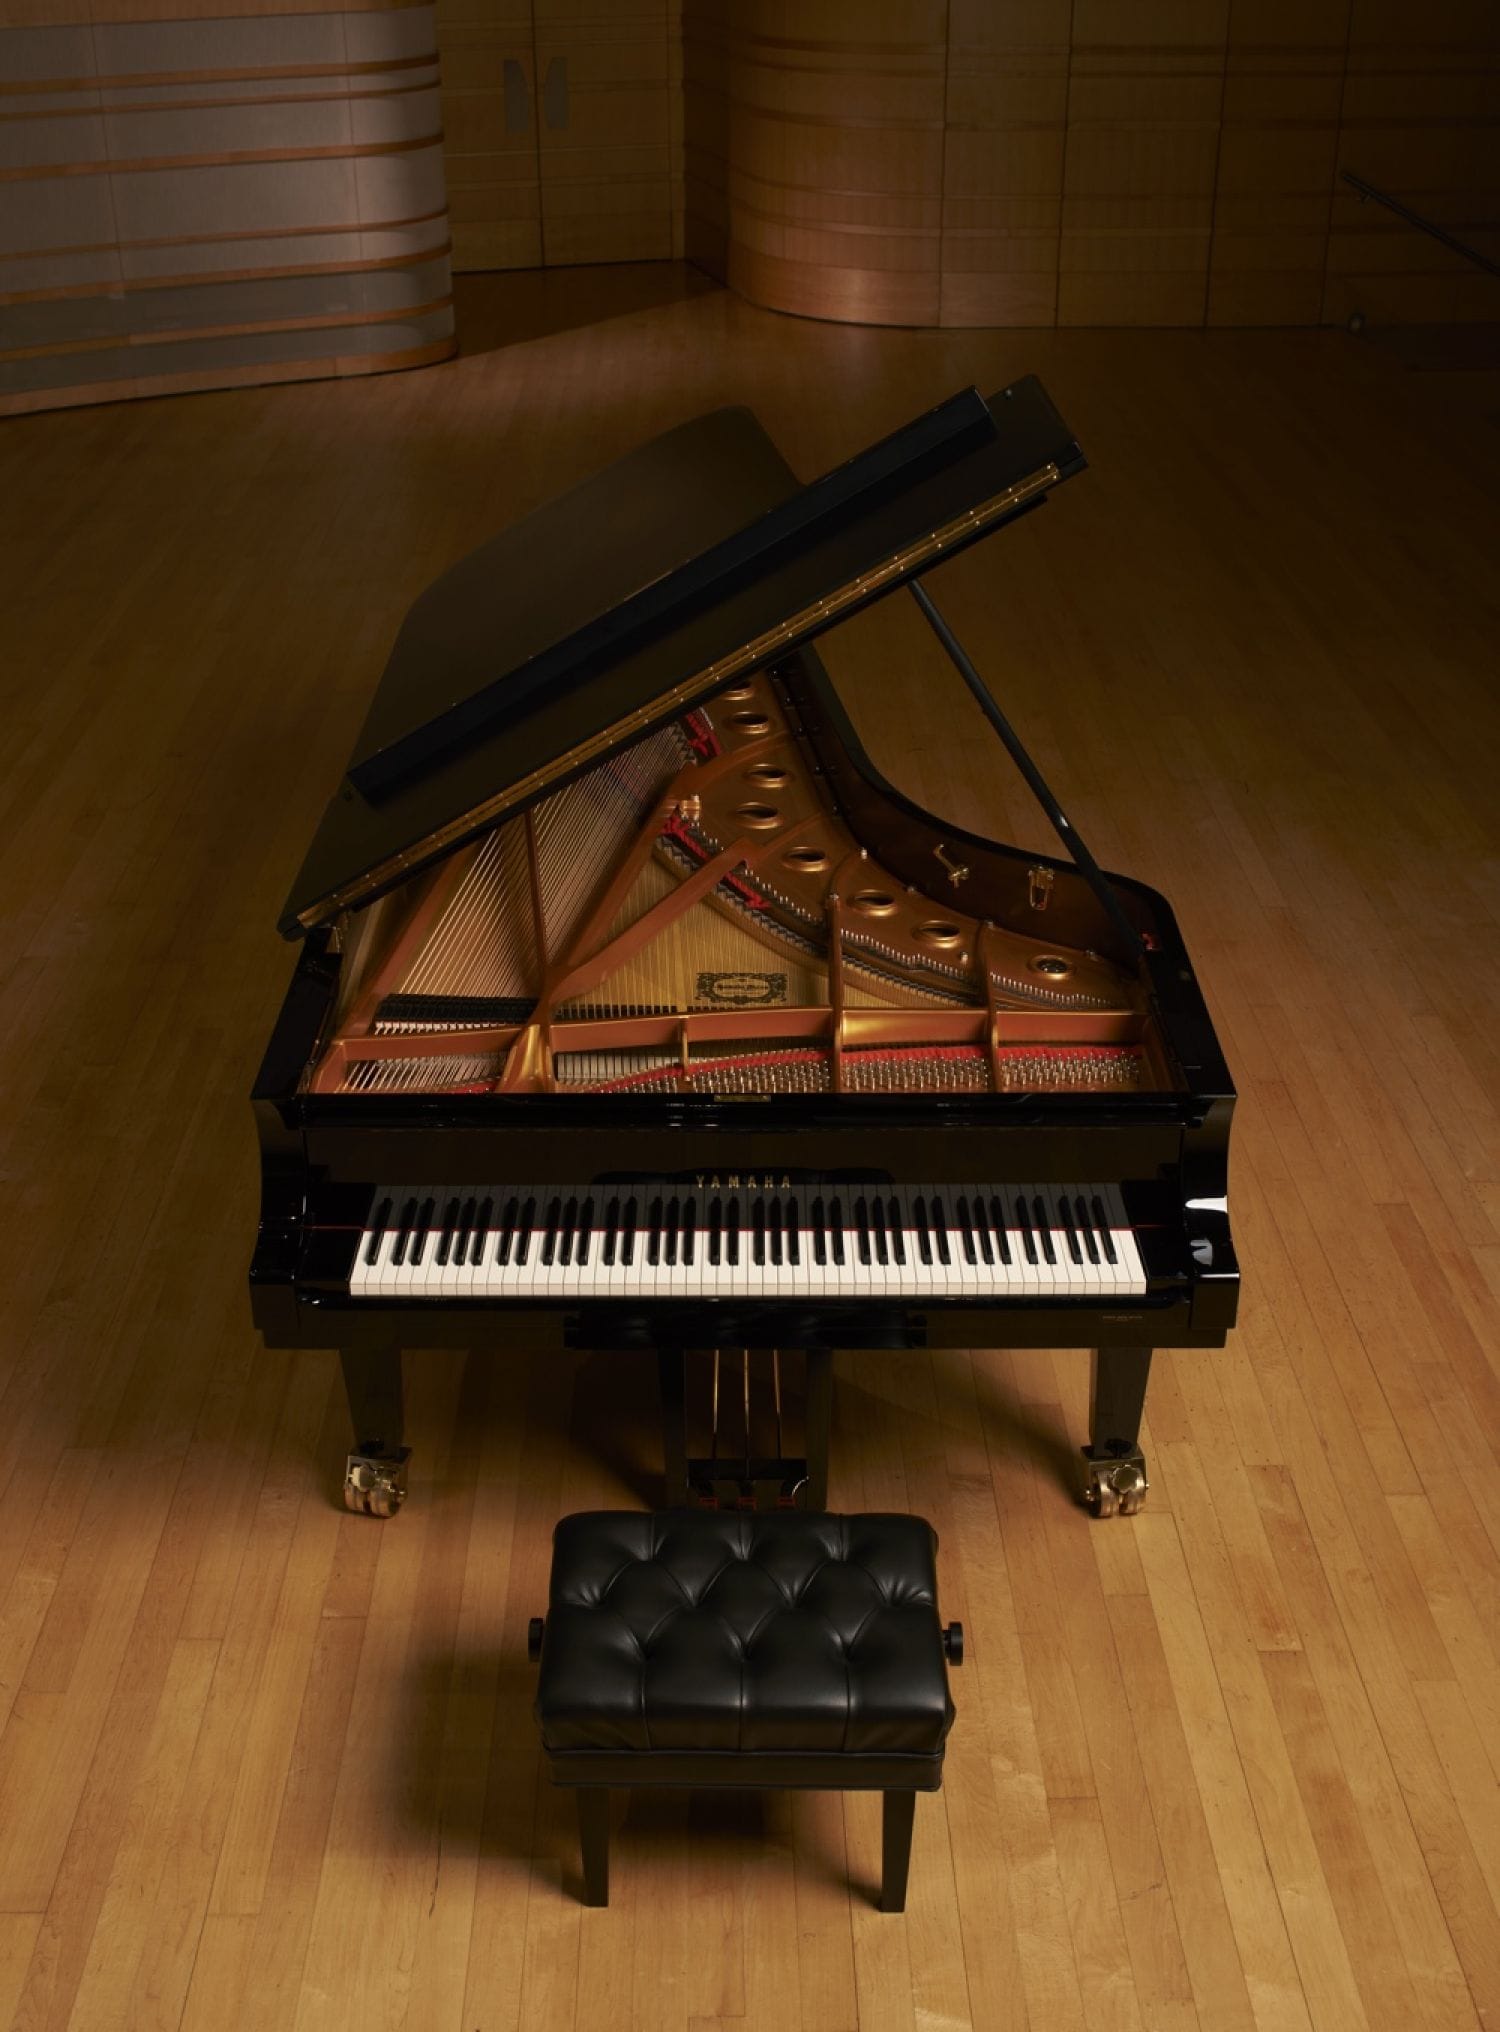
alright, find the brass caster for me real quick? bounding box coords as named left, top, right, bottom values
left=344, top=1447, right=411, bottom=1517
left=1082, top=1447, right=1148, bottom=1519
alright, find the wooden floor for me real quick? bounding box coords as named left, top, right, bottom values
left=2, top=271, right=1498, bottom=2032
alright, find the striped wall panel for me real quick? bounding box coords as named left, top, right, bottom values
left=0, top=4, right=456, bottom=415
left=691, top=2, right=950, bottom=328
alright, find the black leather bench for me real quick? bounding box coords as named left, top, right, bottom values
left=531, top=1509, right=961, bottom=1910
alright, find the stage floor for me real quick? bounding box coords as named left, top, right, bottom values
left=1, top=272, right=1497, bottom=2032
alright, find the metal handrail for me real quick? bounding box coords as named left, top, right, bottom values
left=1341, top=171, right=1500, bottom=281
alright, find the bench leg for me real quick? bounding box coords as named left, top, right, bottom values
left=880, top=1790, right=916, bottom=1912
left=577, top=1788, right=610, bottom=1907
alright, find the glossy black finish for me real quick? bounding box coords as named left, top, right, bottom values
left=281, top=378, right=1082, bottom=936
left=250, top=389, right=1239, bottom=1470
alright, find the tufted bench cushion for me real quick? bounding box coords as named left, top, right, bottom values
left=535, top=1510, right=955, bottom=1794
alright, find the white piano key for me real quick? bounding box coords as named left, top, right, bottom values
left=349, top=1179, right=1152, bottom=1302
left=351, top=1193, right=392, bottom=1297
left=1089, top=1186, right=1138, bottom=1292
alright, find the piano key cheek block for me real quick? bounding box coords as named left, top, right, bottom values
left=249, top=378, right=1239, bottom=1529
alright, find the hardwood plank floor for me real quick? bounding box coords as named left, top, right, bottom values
left=0, top=269, right=1497, bottom=2032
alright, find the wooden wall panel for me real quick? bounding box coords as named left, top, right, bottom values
left=681, top=0, right=728, bottom=276
left=1207, top=0, right=1349, bottom=327
left=0, top=4, right=456, bottom=414
left=1059, top=0, right=1230, bottom=327
left=436, top=3, right=541, bottom=273
left=436, top=0, right=676, bottom=273
left=533, top=0, right=675, bottom=266
left=939, top=0, right=1070, bottom=328
left=1325, top=0, right=1500, bottom=325
left=681, top=0, right=1496, bottom=328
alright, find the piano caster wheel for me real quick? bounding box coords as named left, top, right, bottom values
left=344, top=1447, right=411, bottom=1518
left=1082, top=1448, right=1148, bottom=1519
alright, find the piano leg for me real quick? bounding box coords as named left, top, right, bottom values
left=340, top=1343, right=411, bottom=1518
left=1083, top=1346, right=1152, bottom=1518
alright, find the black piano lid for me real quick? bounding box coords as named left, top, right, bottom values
left=279, top=376, right=1086, bottom=937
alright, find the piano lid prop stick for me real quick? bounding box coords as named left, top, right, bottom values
left=908, top=577, right=1146, bottom=964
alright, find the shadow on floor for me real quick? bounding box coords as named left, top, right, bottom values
left=452, top=261, right=724, bottom=357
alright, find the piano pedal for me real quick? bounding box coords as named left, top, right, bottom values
left=1081, top=1445, right=1148, bottom=1520
left=344, top=1445, right=411, bottom=1518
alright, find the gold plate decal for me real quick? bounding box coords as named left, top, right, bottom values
left=297, top=460, right=1063, bottom=930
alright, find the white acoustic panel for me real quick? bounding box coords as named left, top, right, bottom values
left=0, top=4, right=456, bottom=415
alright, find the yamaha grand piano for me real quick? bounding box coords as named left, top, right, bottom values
left=250, top=380, right=1238, bottom=1519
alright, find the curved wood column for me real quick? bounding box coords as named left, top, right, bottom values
left=0, top=3, right=456, bottom=416
left=687, top=2, right=947, bottom=327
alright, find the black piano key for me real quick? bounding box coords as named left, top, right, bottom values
left=1091, top=1194, right=1118, bottom=1265
left=602, top=1195, right=620, bottom=1267
left=495, top=1194, right=519, bottom=1266
left=726, top=1195, right=741, bottom=1268
left=786, top=1197, right=801, bottom=1267
left=647, top=1194, right=664, bottom=1268
left=514, top=1194, right=537, bottom=1266
left=768, top=1195, right=783, bottom=1267
left=1031, top=1194, right=1056, bottom=1266
left=1015, top=1194, right=1037, bottom=1265
left=871, top=1193, right=891, bottom=1267
left=620, top=1195, right=637, bottom=1268
left=434, top=1197, right=459, bottom=1268
left=914, top=1194, right=932, bottom=1266
left=577, top=1196, right=595, bottom=1266
left=365, top=1196, right=392, bottom=1267
left=453, top=1195, right=476, bottom=1266
left=391, top=1196, right=417, bottom=1268
left=541, top=1196, right=562, bottom=1268
left=931, top=1193, right=952, bottom=1267
left=972, top=1195, right=995, bottom=1267
left=558, top=1195, right=579, bottom=1269
left=752, top=1194, right=766, bottom=1267
left=988, top=1195, right=1012, bottom=1264
left=682, top=1196, right=696, bottom=1266
left=957, top=1195, right=978, bottom=1267
left=854, top=1195, right=873, bottom=1266
left=409, top=1195, right=435, bottom=1268
left=1058, top=1195, right=1082, bottom=1266
left=830, top=1196, right=846, bottom=1268
left=886, top=1195, right=906, bottom=1267
left=1074, top=1194, right=1100, bottom=1265
left=469, top=1196, right=492, bottom=1266
left=811, top=1196, right=827, bottom=1267
left=708, top=1195, right=722, bottom=1268
left=664, top=1195, right=680, bottom=1268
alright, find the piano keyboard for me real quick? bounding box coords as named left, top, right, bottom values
left=349, top=1183, right=1148, bottom=1301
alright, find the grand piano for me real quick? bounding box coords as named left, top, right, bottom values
left=250, top=380, right=1238, bottom=1519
